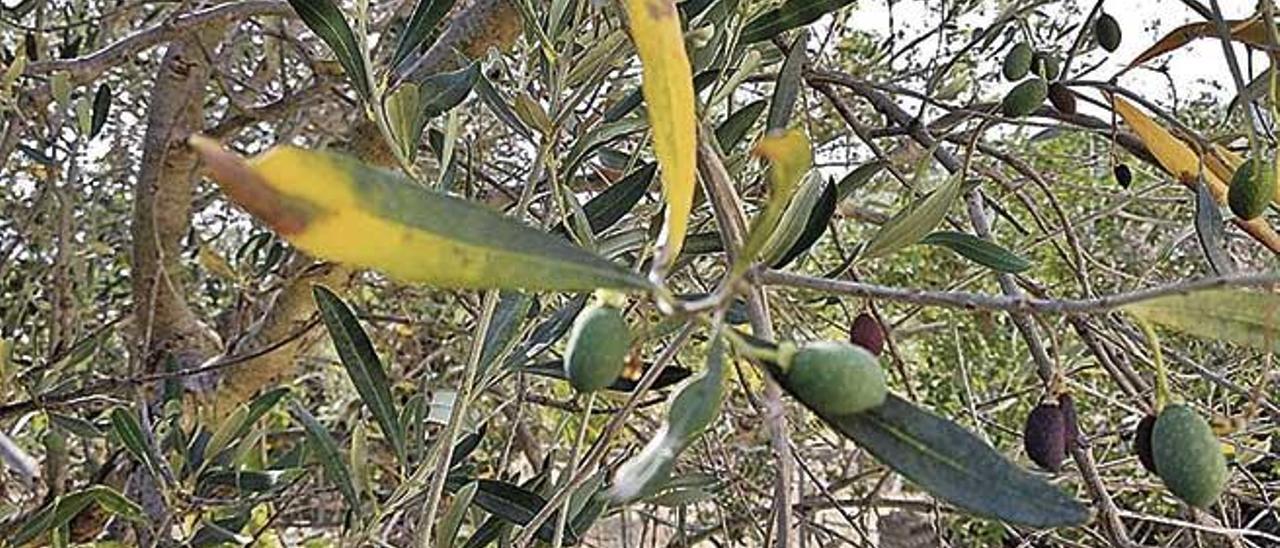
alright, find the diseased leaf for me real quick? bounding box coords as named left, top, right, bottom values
left=624, top=0, right=697, bottom=275
left=1194, top=179, right=1235, bottom=275
left=1128, top=17, right=1267, bottom=71
left=286, top=0, right=371, bottom=99
left=920, top=231, right=1031, bottom=273
left=313, top=285, right=405, bottom=463
left=715, top=99, right=767, bottom=150
left=861, top=176, right=963, bottom=261
left=741, top=0, right=856, bottom=44
left=190, top=137, right=649, bottom=291
left=1124, top=289, right=1280, bottom=353
left=739, top=129, right=813, bottom=270
left=1112, top=96, right=1280, bottom=252
left=289, top=401, right=360, bottom=510
left=391, top=0, right=456, bottom=69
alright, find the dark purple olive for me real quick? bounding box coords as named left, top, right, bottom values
left=1113, top=164, right=1132, bottom=188
left=1134, top=414, right=1158, bottom=474
left=1024, top=403, right=1067, bottom=472
left=849, top=313, right=885, bottom=357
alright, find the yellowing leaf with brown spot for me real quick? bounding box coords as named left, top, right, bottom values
left=188, top=136, right=649, bottom=292
left=738, top=129, right=813, bottom=271
left=1127, top=17, right=1266, bottom=71
left=625, top=0, right=696, bottom=279
left=1112, top=96, right=1280, bottom=253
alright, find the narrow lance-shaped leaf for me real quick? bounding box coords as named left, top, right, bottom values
left=1123, top=289, right=1280, bottom=353
left=919, top=231, right=1031, bottom=273
left=1194, top=180, right=1234, bottom=275
left=11, top=486, right=147, bottom=547
left=288, top=401, right=361, bottom=510
left=110, top=407, right=159, bottom=473
left=715, top=99, right=767, bottom=150
left=767, top=31, right=807, bottom=131
left=741, top=0, right=856, bottom=44
left=738, top=129, right=813, bottom=273
left=437, top=481, right=478, bottom=548
left=189, top=136, right=649, bottom=292
left=88, top=83, right=110, bottom=139
left=286, top=0, right=371, bottom=100
left=313, top=285, right=405, bottom=463
left=759, top=173, right=826, bottom=267
left=390, top=0, right=456, bottom=69
left=861, top=175, right=963, bottom=261
left=624, top=0, right=697, bottom=278
left=772, top=177, right=837, bottom=268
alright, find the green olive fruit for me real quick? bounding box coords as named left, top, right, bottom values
left=1152, top=404, right=1228, bottom=508
left=786, top=341, right=886, bottom=415
left=1094, top=12, right=1122, bottom=52
left=1002, top=42, right=1034, bottom=81
left=1227, top=158, right=1276, bottom=221
left=564, top=304, right=631, bottom=393
left=1001, top=78, right=1048, bottom=118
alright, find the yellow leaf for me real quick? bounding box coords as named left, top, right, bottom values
left=625, top=0, right=696, bottom=278
left=1112, top=96, right=1280, bottom=253
left=189, top=136, right=648, bottom=291
left=1128, top=17, right=1265, bottom=71
left=737, top=129, right=813, bottom=270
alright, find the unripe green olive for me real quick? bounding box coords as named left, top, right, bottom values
left=564, top=304, right=630, bottom=393
left=785, top=341, right=886, bottom=415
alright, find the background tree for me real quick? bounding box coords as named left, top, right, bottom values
left=0, top=0, right=1277, bottom=546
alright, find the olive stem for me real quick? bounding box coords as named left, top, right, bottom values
left=551, top=393, right=595, bottom=548
left=1134, top=316, right=1170, bottom=412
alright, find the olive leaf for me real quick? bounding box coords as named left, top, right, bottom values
left=286, top=0, right=371, bottom=100
left=741, top=0, right=856, bottom=44
left=1123, top=288, right=1280, bottom=353
left=390, top=0, right=456, bottom=70
left=313, top=285, right=406, bottom=464
left=715, top=99, right=767, bottom=150
left=919, top=231, right=1031, bottom=273
left=289, top=401, right=361, bottom=510
left=767, top=30, right=807, bottom=131
left=861, top=175, right=964, bottom=261
left=11, top=486, right=147, bottom=547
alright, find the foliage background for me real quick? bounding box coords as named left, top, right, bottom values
left=0, top=0, right=1277, bottom=546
